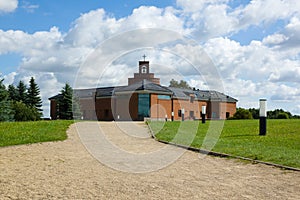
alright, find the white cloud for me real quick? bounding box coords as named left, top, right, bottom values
left=293, top=105, right=300, bottom=115
left=21, top=1, right=38, bottom=13
left=176, top=0, right=229, bottom=13
left=1, top=3, right=300, bottom=115
left=262, top=34, right=289, bottom=46
left=0, top=0, right=18, bottom=13
left=234, top=0, right=293, bottom=26
left=121, top=6, right=186, bottom=34
left=65, top=9, right=120, bottom=47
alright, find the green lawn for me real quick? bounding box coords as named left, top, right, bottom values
left=0, top=120, right=74, bottom=147
left=149, top=119, right=300, bottom=168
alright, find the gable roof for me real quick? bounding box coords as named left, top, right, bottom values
left=114, top=79, right=172, bottom=95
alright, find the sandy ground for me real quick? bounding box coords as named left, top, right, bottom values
left=0, top=121, right=300, bottom=199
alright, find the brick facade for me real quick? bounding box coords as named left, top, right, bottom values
left=49, top=60, right=237, bottom=121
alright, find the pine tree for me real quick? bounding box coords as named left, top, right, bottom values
left=58, top=83, right=73, bottom=119
left=0, top=79, right=14, bottom=121
left=27, top=77, right=43, bottom=112
left=7, top=84, right=18, bottom=101
left=16, top=80, right=27, bottom=103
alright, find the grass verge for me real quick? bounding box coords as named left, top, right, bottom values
left=148, top=119, right=300, bottom=169
left=0, top=120, right=74, bottom=147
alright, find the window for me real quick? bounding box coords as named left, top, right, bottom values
left=178, top=110, right=182, bottom=117
left=141, top=65, right=147, bottom=74
left=190, top=111, right=194, bottom=119
left=226, top=112, right=230, bottom=119
left=158, top=95, right=171, bottom=100
left=138, top=94, right=150, bottom=118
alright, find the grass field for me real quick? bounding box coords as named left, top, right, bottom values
left=0, top=120, right=74, bottom=147
left=149, top=119, right=300, bottom=168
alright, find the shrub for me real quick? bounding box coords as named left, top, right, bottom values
left=232, top=108, right=253, bottom=119
left=277, top=112, right=289, bottom=119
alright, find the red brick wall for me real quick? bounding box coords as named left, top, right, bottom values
left=50, top=100, right=57, bottom=120
left=172, top=99, right=204, bottom=120
left=78, top=98, right=96, bottom=120
left=95, top=97, right=113, bottom=121
left=60, top=93, right=236, bottom=121
left=150, top=94, right=171, bottom=119
left=114, top=93, right=138, bottom=121
left=219, top=102, right=236, bottom=119
left=207, top=101, right=236, bottom=119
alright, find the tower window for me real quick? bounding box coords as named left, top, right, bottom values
left=141, top=65, right=147, bottom=74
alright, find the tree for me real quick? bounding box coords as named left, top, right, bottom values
left=12, top=101, right=40, bottom=121
left=16, top=80, right=27, bottom=102
left=249, top=108, right=259, bottom=119
left=7, top=84, right=18, bottom=101
left=232, top=108, right=253, bottom=119
left=58, top=83, right=74, bottom=120
left=277, top=112, right=289, bottom=119
left=0, top=79, right=14, bottom=121
left=26, top=77, right=43, bottom=113
left=267, top=109, right=292, bottom=119
left=169, top=79, right=192, bottom=89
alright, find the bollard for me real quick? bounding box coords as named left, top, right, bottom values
left=201, top=105, right=206, bottom=124
left=259, top=99, right=267, bottom=136
left=182, top=108, right=185, bottom=121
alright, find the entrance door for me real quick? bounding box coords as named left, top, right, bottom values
left=190, top=111, right=195, bottom=119
left=138, top=94, right=150, bottom=120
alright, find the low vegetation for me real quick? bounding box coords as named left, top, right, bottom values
left=0, top=120, right=74, bottom=147
left=149, top=119, right=300, bottom=168
left=232, top=107, right=300, bottom=119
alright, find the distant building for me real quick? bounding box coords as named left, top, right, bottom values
left=49, top=59, right=237, bottom=121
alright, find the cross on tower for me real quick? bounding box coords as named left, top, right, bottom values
left=142, top=54, right=146, bottom=61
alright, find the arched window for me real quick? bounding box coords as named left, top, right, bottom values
left=141, top=65, right=147, bottom=74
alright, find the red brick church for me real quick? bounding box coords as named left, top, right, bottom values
left=49, top=58, right=237, bottom=121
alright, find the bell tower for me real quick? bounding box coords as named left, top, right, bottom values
left=128, top=55, right=160, bottom=85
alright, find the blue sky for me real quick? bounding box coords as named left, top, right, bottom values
left=1, top=0, right=176, bottom=33
left=0, top=0, right=300, bottom=117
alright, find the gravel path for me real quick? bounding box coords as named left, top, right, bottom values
left=0, top=121, right=299, bottom=199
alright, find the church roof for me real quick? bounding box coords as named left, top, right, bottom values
left=49, top=83, right=237, bottom=103
left=114, top=79, right=172, bottom=95
left=169, top=87, right=237, bottom=102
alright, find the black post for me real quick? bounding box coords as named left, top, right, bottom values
left=259, top=117, right=267, bottom=135
left=171, top=111, right=174, bottom=121
left=201, top=105, right=206, bottom=124
left=259, top=99, right=267, bottom=136
left=182, top=108, right=185, bottom=121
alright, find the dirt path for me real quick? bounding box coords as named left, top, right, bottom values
left=0, top=121, right=299, bottom=199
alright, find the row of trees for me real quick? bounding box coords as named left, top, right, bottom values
left=0, top=77, right=42, bottom=121
left=169, top=79, right=192, bottom=89
left=231, top=108, right=300, bottom=120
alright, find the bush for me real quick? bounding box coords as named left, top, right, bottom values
left=277, top=112, right=289, bottom=119
left=232, top=108, right=253, bottom=119
left=12, top=101, right=41, bottom=121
